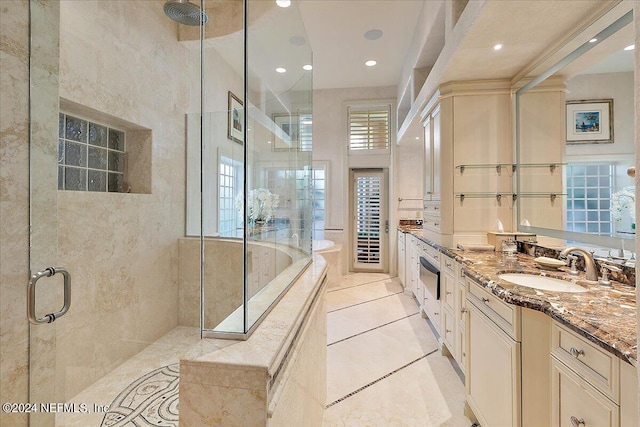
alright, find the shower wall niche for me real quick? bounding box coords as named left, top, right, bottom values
left=183, top=0, right=314, bottom=337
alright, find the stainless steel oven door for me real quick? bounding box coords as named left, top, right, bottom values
left=419, top=256, right=440, bottom=299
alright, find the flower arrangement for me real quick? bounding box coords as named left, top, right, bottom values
left=235, top=188, right=280, bottom=223
left=610, top=186, right=635, bottom=226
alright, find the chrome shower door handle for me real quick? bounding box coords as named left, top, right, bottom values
left=28, top=267, right=71, bottom=325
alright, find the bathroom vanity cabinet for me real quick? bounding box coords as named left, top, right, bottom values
left=399, top=234, right=638, bottom=427
left=466, top=278, right=522, bottom=427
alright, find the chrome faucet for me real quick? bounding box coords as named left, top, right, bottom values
left=559, top=247, right=598, bottom=282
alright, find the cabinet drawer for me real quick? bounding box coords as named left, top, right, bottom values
left=442, top=308, right=456, bottom=356
left=422, top=243, right=440, bottom=263
left=467, top=279, right=520, bottom=340
left=441, top=255, right=456, bottom=275
left=551, top=357, right=619, bottom=427
left=551, top=322, right=619, bottom=402
left=442, top=272, right=455, bottom=311
left=457, top=282, right=467, bottom=328
left=423, top=292, right=441, bottom=330
left=423, top=215, right=441, bottom=233
left=457, top=326, right=466, bottom=374
left=423, top=200, right=441, bottom=216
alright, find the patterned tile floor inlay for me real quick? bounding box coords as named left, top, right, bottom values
left=101, top=364, right=179, bottom=427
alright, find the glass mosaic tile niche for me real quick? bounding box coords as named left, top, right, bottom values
left=58, top=113, right=125, bottom=192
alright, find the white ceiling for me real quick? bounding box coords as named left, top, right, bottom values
left=298, top=0, right=425, bottom=90
left=297, top=0, right=633, bottom=92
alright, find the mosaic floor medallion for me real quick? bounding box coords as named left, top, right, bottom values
left=101, top=364, right=179, bottom=427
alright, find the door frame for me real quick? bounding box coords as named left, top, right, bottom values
left=349, top=168, right=389, bottom=272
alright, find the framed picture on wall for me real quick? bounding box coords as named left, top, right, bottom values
left=566, top=99, right=613, bottom=144
left=227, top=91, right=243, bottom=144
left=272, top=113, right=300, bottom=151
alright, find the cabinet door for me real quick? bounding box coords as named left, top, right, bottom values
left=551, top=358, right=619, bottom=427
left=431, top=107, right=441, bottom=200
left=423, top=116, right=433, bottom=199
left=398, top=235, right=406, bottom=286
left=467, top=303, right=521, bottom=427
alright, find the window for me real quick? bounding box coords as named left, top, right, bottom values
left=311, top=165, right=326, bottom=239
left=348, top=105, right=391, bottom=152
left=58, top=113, right=125, bottom=192
left=219, top=156, right=242, bottom=237
left=566, top=163, right=613, bottom=235
left=299, top=113, right=313, bottom=152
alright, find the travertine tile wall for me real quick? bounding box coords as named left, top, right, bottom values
left=1, top=0, right=193, bottom=418
left=0, top=1, right=30, bottom=426
left=52, top=0, right=191, bottom=400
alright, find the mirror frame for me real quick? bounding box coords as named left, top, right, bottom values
left=515, top=9, right=634, bottom=252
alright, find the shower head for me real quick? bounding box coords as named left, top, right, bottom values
left=163, top=0, right=209, bottom=26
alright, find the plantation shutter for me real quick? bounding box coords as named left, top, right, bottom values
left=348, top=105, right=390, bottom=152
left=355, top=175, right=382, bottom=264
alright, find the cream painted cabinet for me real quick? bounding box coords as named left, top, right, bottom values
left=405, top=234, right=418, bottom=297
left=398, top=232, right=406, bottom=287
left=423, top=108, right=441, bottom=201
left=551, top=358, right=619, bottom=427
left=550, top=321, right=638, bottom=427
left=466, top=279, right=521, bottom=427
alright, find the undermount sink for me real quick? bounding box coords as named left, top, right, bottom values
left=498, top=273, right=588, bottom=293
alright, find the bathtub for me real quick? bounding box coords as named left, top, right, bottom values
left=313, top=239, right=335, bottom=252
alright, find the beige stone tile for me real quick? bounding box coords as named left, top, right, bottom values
left=323, top=356, right=470, bottom=427
left=326, top=276, right=403, bottom=311
left=327, top=294, right=420, bottom=344
left=337, top=273, right=394, bottom=289
left=326, top=315, right=439, bottom=403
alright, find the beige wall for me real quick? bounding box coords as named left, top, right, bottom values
left=0, top=0, right=30, bottom=425
left=0, top=0, right=192, bottom=417
left=50, top=0, right=190, bottom=399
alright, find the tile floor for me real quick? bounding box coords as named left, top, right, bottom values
left=322, top=273, right=471, bottom=427
left=58, top=273, right=470, bottom=426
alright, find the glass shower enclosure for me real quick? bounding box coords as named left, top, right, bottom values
left=186, top=0, right=314, bottom=337
left=26, top=0, right=312, bottom=424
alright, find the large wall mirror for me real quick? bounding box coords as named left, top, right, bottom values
left=515, top=3, right=634, bottom=257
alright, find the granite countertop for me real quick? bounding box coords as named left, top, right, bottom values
left=398, top=227, right=638, bottom=366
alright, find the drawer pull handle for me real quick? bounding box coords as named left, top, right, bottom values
left=446, top=329, right=452, bottom=333
left=461, top=307, right=468, bottom=314
left=482, top=297, right=490, bottom=303
left=445, top=262, right=452, bottom=268
left=434, top=312, right=439, bottom=316
left=569, top=347, right=585, bottom=358
left=434, top=223, right=439, bottom=227
left=446, top=291, right=452, bottom=295
left=462, top=352, right=466, bottom=357
left=570, top=416, right=585, bottom=427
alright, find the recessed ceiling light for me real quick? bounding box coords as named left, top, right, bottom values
left=276, top=67, right=287, bottom=73
left=303, top=64, right=313, bottom=71
left=276, top=0, right=291, bottom=7
left=493, top=44, right=503, bottom=51
left=365, top=60, right=377, bottom=67
left=415, top=137, right=419, bottom=140
left=267, top=140, right=272, bottom=144
left=364, top=29, right=383, bottom=41
left=624, top=44, right=635, bottom=51
left=589, top=38, right=598, bottom=43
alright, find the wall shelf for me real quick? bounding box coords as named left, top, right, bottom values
left=515, top=163, right=566, bottom=173
left=455, top=163, right=513, bottom=175
left=517, top=192, right=566, bottom=202
left=455, top=193, right=517, bottom=203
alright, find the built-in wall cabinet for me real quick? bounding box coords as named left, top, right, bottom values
left=399, top=233, right=638, bottom=427
left=421, top=81, right=513, bottom=248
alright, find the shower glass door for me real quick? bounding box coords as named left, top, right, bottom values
left=28, top=1, right=200, bottom=425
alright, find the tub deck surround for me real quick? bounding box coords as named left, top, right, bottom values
left=399, top=227, right=638, bottom=366
left=179, top=255, right=327, bottom=426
